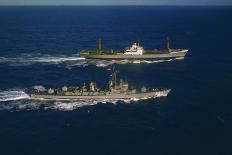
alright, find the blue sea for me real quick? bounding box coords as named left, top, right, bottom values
left=0, top=6, right=232, bottom=154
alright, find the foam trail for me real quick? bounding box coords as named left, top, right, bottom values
left=0, top=53, right=85, bottom=66
left=47, top=99, right=132, bottom=111
left=0, top=93, right=141, bottom=111
left=30, top=56, right=85, bottom=63
left=0, top=91, right=30, bottom=102
left=0, top=53, right=184, bottom=68
left=48, top=101, right=98, bottom=111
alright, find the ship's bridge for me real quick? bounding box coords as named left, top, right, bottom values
left=124, top=43, right=144, bottom=55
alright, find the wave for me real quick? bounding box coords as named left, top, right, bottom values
left=47, top=100, right=99, bottom=111
left=0, top=53, right=184, bottom=68
left=0, top=90, right=30, bottom=102
left=0, top=53, right=85, bottom=66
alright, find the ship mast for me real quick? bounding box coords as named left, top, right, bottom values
left=98, top=35, right=102, bottom=51
left=166, top=36, right=170, bottom=52
left=111, top=66, right=119, bottom=88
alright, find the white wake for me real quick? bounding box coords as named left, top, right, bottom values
left=0, top=90, right=140, bottom=111
left=0, top=53, right=184, bottom=68
left=0, top=53, right=85, bottom=65
left=0, top=91, right=30, bottom=102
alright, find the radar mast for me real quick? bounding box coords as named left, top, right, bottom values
left=98, top=35, right=102, bottom=51
left=166, top=36, right=170, bottom=52
left=110, top=66, right=119, bottom=88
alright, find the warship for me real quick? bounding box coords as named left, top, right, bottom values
left=30, top=69, right=171, bottom=101
left=80, top=36, right=188, bottom=60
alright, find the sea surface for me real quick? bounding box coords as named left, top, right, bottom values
left=0, top=6, right=232, bottom=155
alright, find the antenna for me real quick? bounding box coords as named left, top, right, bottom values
left=166, top=36, right=170, bottom=51
left=98, top=35, right=102, bottom=51
left=111, top=65, right=119, bottom=88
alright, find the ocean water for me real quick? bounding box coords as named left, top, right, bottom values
left=0, top=6, right=232, bottom=155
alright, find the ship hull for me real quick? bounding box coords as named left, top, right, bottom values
left=80, top=50, right=188, bottom=60
left=30, top=89, right=171, bottom=101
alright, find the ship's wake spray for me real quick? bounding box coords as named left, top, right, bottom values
left=0, top=89, right=162, bottom=111
left=0, top=53, right=85, bottom=66
left=0, top=90, right=30, bottom=102
left=0, top=53, right=184, bottom=68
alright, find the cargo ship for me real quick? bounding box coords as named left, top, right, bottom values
left=79, top=37, right=188, bottom=60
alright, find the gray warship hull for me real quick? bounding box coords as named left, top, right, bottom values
left=30, top=89, right=171, bottom=101
left=80, top=50, right=188, bottom=60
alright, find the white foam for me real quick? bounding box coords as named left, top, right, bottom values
left=32, top=56, right=85, bottom=63
left=139, top=57, right=185, bottom=64
left=92, top=57, right=185, bottom=67
left=0, top=91, right=30, bottom=102
left=0, top=53, right=184, bottom=68
left=0, top=53, right=85, bottom=66
left=48, top=101, right=98, bottom=111
left=0, top=93, right=144, bottom=111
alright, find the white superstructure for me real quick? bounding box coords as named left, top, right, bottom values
left=124, top=43, right=144, bottom=55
